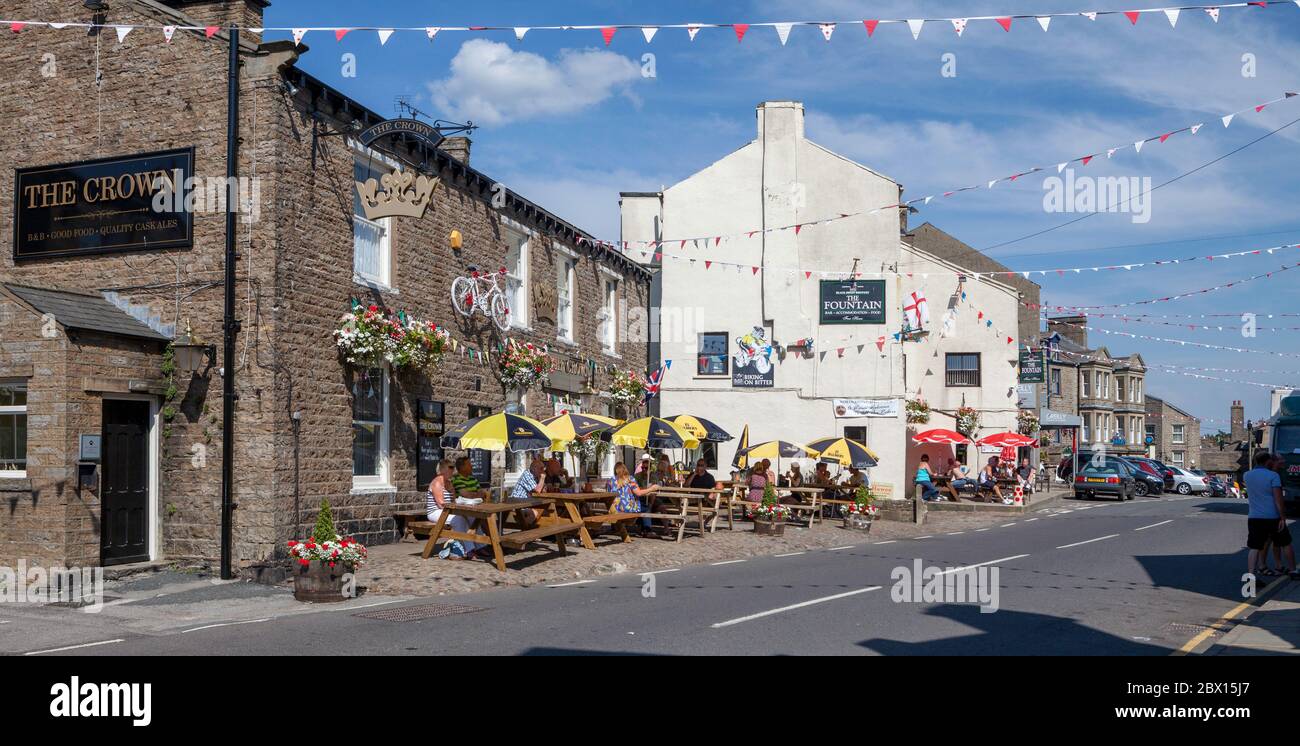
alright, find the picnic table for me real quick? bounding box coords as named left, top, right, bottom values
left=778, top=486, right=824, bottom=528
left=535, top=491, right=639, bottom=547
left=647, top=487, right=722, bottom=542
left=419, top=497, right=581, bottom=572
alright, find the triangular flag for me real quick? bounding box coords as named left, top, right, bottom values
left=1164, top=8, right=1180, bottom=27
left=952, top=19, right=968, bottom=36
left=1007, top=336, right=1014, bottom=345
left=1124, top=11, right=1140, bottom=25
left=1037, top=16, right=1052, bottom=32
left=1190, top=123, right=1203, bottom=134
left=996, top=17, right=1012, bottom=32
left=1107, top=147, right=1118, bottom=158
left=115, top=26, right=132, bottom=43
left=335, top=28, right=351, bottom=42
left=292, top=28, right=307, bottom=45
left=1206, top=8, right=1220, bottom=22
left=1057, top=162, right=1068, bottom=173
left=1222, top=114, right=1234, bottom=128
left=752, top=266, right=760, bottom=275
left=714, top=237, right=721, bottom=246
left=805, top=271, right=812, bottom=279
left=988, top=179, right=998, bottom=189
left=9, top=21, right=23, bottom=33
left=1158, top=132, right=1172, bottom=143
left=907, top=19, right=924, bottom=39
left=163, top=26, right=176, bottom=43
left=705, top=261, right=712, bottom=270
left=734, top=23, right=749, bottom=42
left=1082, top=12, right=1098, bottom=21
left=1256, top=104, right=1268, bottom=113
left=641, top=27, right=658, bottom=43
left=514, top=27, right=529, bottom=41
left=864, top=20, right=879, bottom=36
left=205, top=26, right=219, bottom=38
left=794, top=224, right=803, bottom=235
left=601, top=27, right=616, bottom=45
left=377, top=29, right=395, bottom=45
left=924, top=196, right=933, bottom=205
left=774, top=22, right=792, bottom=45
left=1134, top=139, right=1145, bottom=153
left=819, top=23, right=835, bottom=41
left=687, top=25, right=701, bottom=41
left=426, top=27, right=441, bottom=41
left=875, top=337, right=885, bottom=352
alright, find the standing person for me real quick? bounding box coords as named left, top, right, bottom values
left=946, top=458, right=974, bottom=501
left=607, top=462, right=660, bottom=536
left=1245, top=451, right=1298, bottom=579
left=451, top=456, right=488, bottom=501
left=915, top=454, right=942, bottom=501
left=426, top=460, right=483, bottom=560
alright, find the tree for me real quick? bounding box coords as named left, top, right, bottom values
left=312, top=499, right=337, bottom=544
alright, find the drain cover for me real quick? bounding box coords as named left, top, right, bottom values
left=354, top=603, right=485, bottom=622
left=1163, top=621, right=1223, bottom=638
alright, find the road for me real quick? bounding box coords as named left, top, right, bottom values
left=8, top=495, right=1265, bottom=656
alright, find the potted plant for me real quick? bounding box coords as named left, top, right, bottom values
left=955, top=406, right=980, bottom=437
left=843, top=485, right=879, bottom=532
left=905, top=398, right=931, bottom=424
left=1017, top=409, right=1040, bottom=436
left=749, top=484, right=789, bottom=536
left=497, top=339, right=556, bottom=390
left=288, top=499, right=367, bottom=603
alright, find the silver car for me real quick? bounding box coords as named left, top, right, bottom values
left=1168, top=466, right=1209, bottom=495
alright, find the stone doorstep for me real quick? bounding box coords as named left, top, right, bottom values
left=100, top=560, right=174, bottom=581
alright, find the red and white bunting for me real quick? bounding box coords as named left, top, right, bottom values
left=641, top=26, right=658, bottom=43
left=907, top=19, right=924, bottom=39
left=377, top=28, right=395, bottom=45
left=952, top=18, right=968, bottom=36
left=819, top=23, right=835, bottom=41
left=774, top=22, right=792, bottom=45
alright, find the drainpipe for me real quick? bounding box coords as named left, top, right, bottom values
left=219, top=28, right=241, bottom=580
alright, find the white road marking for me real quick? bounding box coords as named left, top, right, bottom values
left=711, top=559, right=747, bottom=566
left=548, top=579, right=596, bottom=588
left=1001, top=523, right=1017, bottom=527
left=181, top=618, right=270, bottom=634
left=1135, top=520, right=1174, bottom=532
left=975, top=528, right=990, bottom=532
left=827, top=545, right=857, bottom=551
left=934, top=554, right=1030, bottom=577
left=329, top=599, right=403, bottom=611
left=1056, top=534, right=1119, bottom=550
left=25, top=639, right=124, bottom=655
left=1025, top=518, right=1040, bottom=522
left=872, top=540, right=896, bottom=545
left=947, top=531, right=966, bottom=536
left=915, top=535, right=933, bottom=540
left=774, top=551, right=806, bottom=557
left=711, top=586, right=883, bottom=628
left=645, top=568, right=680, bottom=575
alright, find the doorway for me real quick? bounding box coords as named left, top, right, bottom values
left=101, top=398, right=154, bottom=565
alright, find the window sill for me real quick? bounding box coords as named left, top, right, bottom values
left=353, top=274, right=397, bottom=294
left=554, top=336, right=577, bottom=349
left=0, top=476, right=32, bottom=491
left=350, top=484, right=396, bottom=496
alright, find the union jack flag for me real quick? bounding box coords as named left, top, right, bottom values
left=644, top=360, right=671, bottom=404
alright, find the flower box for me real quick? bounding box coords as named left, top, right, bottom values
left=753, top=518, right=785, bottom=537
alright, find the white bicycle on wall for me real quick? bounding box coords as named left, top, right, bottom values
left=451, top=265, right=513, bottom=332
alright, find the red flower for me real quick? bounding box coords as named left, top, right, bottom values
left=299, top=559, right=309, bottom=566
left=287, top=540, right=297, bottom=546
left=368, top=305, right=378, bottom=313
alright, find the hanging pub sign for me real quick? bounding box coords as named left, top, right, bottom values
left=819, top=279, right=886, bottom=325
left=1018, top=347, right=1046, bottom=383
left=355, top=167, right=440, bottom=221
left=356, top=118, right=446, bottom=150
left=416, top=399, right=446, bottom=488
left=732, top=326, right=774, bottom=388
left=14, top=148, right=194, bottom=260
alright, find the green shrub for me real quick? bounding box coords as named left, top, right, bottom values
left=312, top=499, right=337, bottom=544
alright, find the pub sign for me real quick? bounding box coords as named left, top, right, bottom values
left=819, top=280, right=886, bottom=325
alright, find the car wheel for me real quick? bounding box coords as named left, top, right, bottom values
left=1134, top=482, right=1149, bottom=497
left=1176, top=483, right=1191, bottom=495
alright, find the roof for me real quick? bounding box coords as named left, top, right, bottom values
left=2, top=284, right=171, bottom=342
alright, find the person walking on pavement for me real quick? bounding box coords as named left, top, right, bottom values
left=1245, top=451, right=1299, bottom=580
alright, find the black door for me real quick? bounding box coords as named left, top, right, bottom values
left=101, top=400, right=151, bottom=565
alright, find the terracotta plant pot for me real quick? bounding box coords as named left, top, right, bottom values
left=753, top=518, right=785, bottom=537
left=292, top=559, right=352, bottom=603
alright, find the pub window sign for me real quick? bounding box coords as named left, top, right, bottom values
left=14, top=148, right=194, bottom=260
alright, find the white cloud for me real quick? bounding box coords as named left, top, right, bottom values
left=427, top=39, right=643, bottom=126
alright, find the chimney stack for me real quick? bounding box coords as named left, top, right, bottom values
left=441, top=136, right=471, bottom=165
left=1230, top=400, right=1246, bottom=442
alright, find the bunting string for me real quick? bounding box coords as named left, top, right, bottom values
left=1052, top=348, right=1298, bottom=389
left=1046, top=318, right=1300, bottom=358
left=1029, top=258, right=1300, bottom=310
left=1060, top=313, right=1300, bottom=331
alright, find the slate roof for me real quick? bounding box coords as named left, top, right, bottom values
left=3, top=284, right=171, bottom=342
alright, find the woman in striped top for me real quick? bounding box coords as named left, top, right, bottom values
left=427, top=459, right=483, bottom=560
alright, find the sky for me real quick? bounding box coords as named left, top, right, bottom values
left=263, top=0, right=1300, bottom=430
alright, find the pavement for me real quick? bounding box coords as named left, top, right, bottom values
left=0, top=493, right=1273, bottom=656
left=1205, top=577, right=1300, bottom=655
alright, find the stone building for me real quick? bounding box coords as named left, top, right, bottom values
left=1144, top=395, right=1202, bottom=469
left=0, top=0, right=650, bottom=570
left=1039, top=315, right=1146, bottom=460
left=1201, top=400, right=1249, bottom=481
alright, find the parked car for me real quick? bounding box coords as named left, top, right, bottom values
left=1118, top=457, right=1165, bottom=497
left=1167, top=466, right=1209, bottom=495
left=1073, top=459, right=1136, bottom=501
left=1126, top=456, right=1176, bottom=492
left=1205, top=476, right=1228, bottom=497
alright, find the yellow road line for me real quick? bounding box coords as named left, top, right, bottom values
left=1173, top=577, right=1291, bottom=655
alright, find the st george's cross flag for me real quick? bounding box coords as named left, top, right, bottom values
left=903, top=289, right=930, bottom=330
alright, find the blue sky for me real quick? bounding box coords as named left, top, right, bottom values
left=266, top=0, right=1300, bottom=430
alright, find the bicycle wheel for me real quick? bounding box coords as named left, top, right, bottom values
left=490, top=292, right=512, bottom=332
left=450, top=276, right=476, bottom=317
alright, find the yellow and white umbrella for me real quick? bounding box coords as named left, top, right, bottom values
left=609, top=416, right=700, bottom=450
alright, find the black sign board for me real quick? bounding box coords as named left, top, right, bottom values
left=1018, top=348, right=1047, bottom=384
left=14, top=148, right=194, bottom=260
left=819, top=280, right=886, bottom=325
left=416, top=400, right=445, bottom=489
left=732, top=358, right=775, bottom=388
left=467, top=405, right=493, bottom=486
left=357, top=118, right=445, bottom=150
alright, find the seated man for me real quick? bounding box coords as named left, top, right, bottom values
left=945, top=458, right=975, bottom=500
left=508, top=459, right=547, bottom=526
left=686, top=459, right=717, bottom=490
left=1016, top=457, right=1034, bottom=495
left=451, top=456, right=488, bottom=501
left=544, top=456, right=573, bottom=492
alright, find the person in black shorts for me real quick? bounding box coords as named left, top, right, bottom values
left=1244, top=451, right=1298, bottom=579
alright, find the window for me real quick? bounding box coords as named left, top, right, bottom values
left=1096, top=372, right=1105, bottom=399
left=1130, top=417, right=1140, bottom=445
left=1117, top=378, right=1126, bottom=403
left=844, top=426, right=867, bottom=443
left=1134, top=379, right=1142, bottom=403
left=688, top=442, right=719, bottom=470
left=1050, top=368, right=1061, bottom=396
left=556, top=255, right=576, bottom=343
left=0, top=381, right=27, bottom=477
left=1116, top=416, right=1125, bottom=443
left=1172, top=424, right=1185, bottom=444
left=1082, top=414, right=1091, bottom=443
left=351, top=368, right=389, bottom=487
left=1145, top=424, right=1156, bottom=443
left=1081, top=371, right=1090, bottom=397
left=504, top=230, right=530, bottom=329
left=698, top=332, right=729, bottom=376
left=945, top=353, right=980, bottom=387
left=1171, top=451, right=1185, bottom=466
left=353, top=156, right=392, bottom=288
left=600, top=276, right=619, bottom=354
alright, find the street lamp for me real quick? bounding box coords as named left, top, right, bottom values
left=173, top=321, right=215, bottom=374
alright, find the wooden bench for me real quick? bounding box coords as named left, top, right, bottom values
left=497, top=521, right=581, bottom=552
left=644, top=489, right=720, bottom=542
left=393, top=510, right=430, bottom=542
left=581, top=511, right=642, bottom=543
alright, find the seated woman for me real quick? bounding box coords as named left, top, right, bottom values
left=979, top=459, right=1004, bottom=502
left=607, top=462, right=659, bottom=536
left=915, top=454, right=942, bottom=502
left=426, top=459, right=485, bottom=560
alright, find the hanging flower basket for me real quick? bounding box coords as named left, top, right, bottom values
left=498, top=340, right=556, bottom=390
left=955, top=406, right=980, bottom=437
left=607, top=369, right=646, bottom=410
left=1017, top=409, right=1041, bottom=436
left=905, top=398, right=931, bottom=424
left=334, top=303, right=451, bottom=374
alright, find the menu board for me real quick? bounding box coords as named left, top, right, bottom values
left=467, top=404, right=493, bottom=486
left=416, top=400, right=445, bottom=489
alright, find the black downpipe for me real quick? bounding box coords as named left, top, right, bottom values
left=220, top=28, right=240, bottom=580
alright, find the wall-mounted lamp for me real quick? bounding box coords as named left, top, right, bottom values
left=173, top=321, right=216, bottom=374
left=450, top=230, right=463, bottom=251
